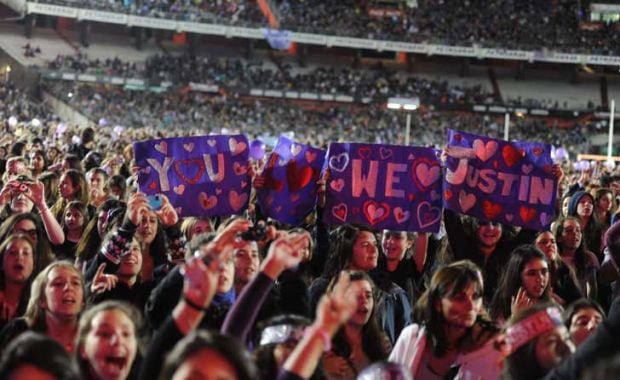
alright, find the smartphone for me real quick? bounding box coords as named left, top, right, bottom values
left=146, top=194, right=163, bottom=210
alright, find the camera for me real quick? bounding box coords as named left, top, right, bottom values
left=146, top=194, right=163, bottom=210
left=9, top=181, right=29, bottom=193
left=239, top=221, right=268, bottom=241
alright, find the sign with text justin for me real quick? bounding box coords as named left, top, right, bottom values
left=443, top=129, right=557, bottom=230
left=133, top=135, right=251, bottom=217
left=324, top=142, right=442, bottom=232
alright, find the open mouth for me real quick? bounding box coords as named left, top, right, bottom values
left=62, top=297, right=77, bottom=305
left=103, top=355, right=128, bottom=374
left=13, top=264, right=24, bottom=272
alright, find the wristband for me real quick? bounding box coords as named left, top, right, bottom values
left=304, top=325, right=332, bottom=352
left=182, top=295, right=209, bottom=312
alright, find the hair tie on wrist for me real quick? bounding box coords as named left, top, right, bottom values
left=183, top=295, right=209, bottom=312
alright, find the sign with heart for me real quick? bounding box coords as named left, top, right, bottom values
left=443, top=129, right=557, bottom=230
left=256, top=135, right=326, bottom=226
left=324, top=142, right=441, bottom=232
left=133, top=134, right=251, bottom=217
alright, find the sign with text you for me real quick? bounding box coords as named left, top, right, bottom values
left=443, top=129, right=557, bottom=230
left=133, top=135, right=251, bottom=217
left=256, top=136, right=326, bottom=225
left=324, top=142, right=442, bottom=232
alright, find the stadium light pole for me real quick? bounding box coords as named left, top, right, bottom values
left=387, top=97, right=420, bottom=146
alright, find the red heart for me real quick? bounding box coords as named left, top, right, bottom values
left=174, top=159, right=204, bottom=185
left=482, top=200, right=502, bottom=220
left=363, top=200, right=391, bottom=225
left=543, top=165, right=552, bottom=174
left=453, top=133, right=462, bottom=142
left=148, top=181, right=158, bottom=190
left=263, top=170, right=284, bottom=192
left=533, top=147, right=544, bottom=156
left=444, top=189, right=453, bottom=200
left=333, top=204, right=347, bottom=221
left=519, top=206, right=538, bottom=223
left=502, top=145, right=522, bottom=168
left=408, top=193, right=416, bottom=201
left=358, top=147, right=372, bottom=159
left=286, top=160, right=313, bottom=192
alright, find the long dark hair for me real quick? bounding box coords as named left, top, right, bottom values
left=490, top=245, right=553, bottom=320
left=331, top=271, right=389, bottom=363
left=555, top=217, right=591, bottom=279
left=321, top=224, right=377, bottom=280
left=414, top=260, right=496, bottom=357
left=0, top=213, right=53, bottom=274
left=75, top=199, right=125, bottom=264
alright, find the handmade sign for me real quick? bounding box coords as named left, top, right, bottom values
left=443, top=129, right=557, bottom=230
left=256, top=136, right=325, bottom=225
left=133, top=135, right=251, bottom=217
left=324, top=142, right=442, bottom=232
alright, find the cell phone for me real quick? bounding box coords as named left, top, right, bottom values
left=239, top=221, right=268, bottom=241
left=146, top=194, right=163, bottom=210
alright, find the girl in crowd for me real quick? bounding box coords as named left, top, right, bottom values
left=0, top=331, right=81, bottom=380
left=381, top=230, right=428, bottom=302
left=0, top=261, right=85, bottom=353
left=0, top=176, right=65, bottom=246
left=563, top=298, right=605, bottom=347
left=490, top=245, right=554, bottom=322
left=309, top=224, right=412, bottom=344
left=0, top=234, right=36, bottom=330
left=75, top=301, right=141, bottom=380
left=0, top=213, right=54, bottom=274
left=88, top=237, right=155, bottom=312
left=534, top=230, right=582, bottom=306
left=390, top=260, right=501, bottom=380
left=323, top=271, right=390, bottom=379
left=443, top=210, right=537, bottom=303
left=75, top=199, right=125, bottom=268
left=28, top=149, right=47, bottom=179
left=179, top=216, right=213, bottom=242
left=555, top=217, right=600, bottom=300
left=107, top=174, right=127, bottom=201
left=53, top=201, right=91, bottom=262
left=594, top=187, right=615, bottom=228
left=50, top=169, right=91, bottom=224
left=567, top=191, right=604, bottom=258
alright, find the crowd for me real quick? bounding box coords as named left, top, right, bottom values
left=1, top=78, right=620, bottom=378
left=35, top=0, right=620, bottom=55
left=43, top=80, right=590, bottom=156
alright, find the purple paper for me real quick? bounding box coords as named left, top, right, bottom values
left=323, top=142, right=442, bottom=232
left=133, top=135, right=251, bottom=217
left=256, top=136, right=325, bottom=226
left=443, top=129, right=557, bottom=230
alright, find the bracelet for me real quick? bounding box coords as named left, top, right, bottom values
left=182, top=295, right=209, bottom=312
left=304, top=325, right=332, bottom=352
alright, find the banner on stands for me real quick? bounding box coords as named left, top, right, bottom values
left=256, top=136, right=325, bottom=225
left=324, top=142, right=442, bottom=232
left=443, top=129, right=557, bottom=230
left=133, top=135, right=251, bottom=217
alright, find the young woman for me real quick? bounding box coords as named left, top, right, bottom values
left=594, top=188, right=615, bottom=228
left=563, top=298, right=605, bottom=347
left=490, top=245, right=554, bottom=322
left=381, top=230, right=428, bottom=302
left=0, top=261, right=85, bottom=353
left=0, top=176, right=65, bottom=246
left=310, top=224, right=412, bottom=344
left=53, top=201, right=91, bottom=262
left=0, top=213, right=55, bottom=273
left=567, top=191, right=605, bottom=258
left=0, top=234, right=36, bottom=330
left=390, top=260, right=501, bottom=380
left=534, top=231, right=582, bottom=306
left=323, top=271, right=390, bottom=379
left=555, top=217, right=600, bottom=300
left=28, top=149, right=48, bottom=179
left=75, top=300, right=141, bottom=380
left=75, top=199, right=125, bottom=268
left=51, top=169, right=91, bottom=224
left=180, top=217, right=213, bottom=242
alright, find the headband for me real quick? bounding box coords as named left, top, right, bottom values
left=259, top=324, right=305, bottom=346
left=500, top=307, right=563, bottom=356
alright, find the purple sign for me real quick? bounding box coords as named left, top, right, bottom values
left=256, top=136, right=325, bottom=226
left=443, top=129, right=557, bottom=230
left=324, top=142, right=442, bottom=232
left=133, top=135, right=251, bottom=217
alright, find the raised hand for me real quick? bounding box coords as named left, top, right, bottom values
left=511, top=287, right=533, bottom=316
left=261, top=230, right=311, bottom=279
left=126, top=192, right=150, bottom=226
left=90, top=263, right=119, bottom=294
left=181, top=256, right=220, bottom=310
left=154, top=194, right=179, bottom=227
left=315, top=272, right=357, bottom=335
left=24, top=180, right=46, bottom=209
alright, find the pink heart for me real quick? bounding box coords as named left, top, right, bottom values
left=305, top=150, right=317, bottom=163
left=330, top=179, right=345, bottom=192
left=229, top=191, right=248, bottom=211
left=183, top=142, right=195, bottom=152
left=154, top=141, right=168, bottom=154
left=173, top=184, right=185, bottom=195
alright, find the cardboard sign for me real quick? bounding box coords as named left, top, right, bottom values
left=323, top=142, right=442, bottom=232
left=133, top=135, right=251, bottom=217
left=443, top=129, right=557, bottom=229
left=256, top=136, right=325, bottom=225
